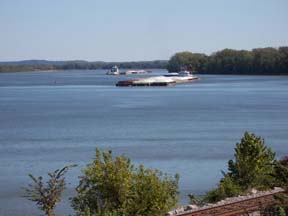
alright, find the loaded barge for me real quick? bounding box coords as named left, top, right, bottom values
left=116, top=71, right=199, bottom=87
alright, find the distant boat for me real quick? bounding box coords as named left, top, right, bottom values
left=106, top=65, right=119, bottom=75
left=106, top=66, right=151, bottom=75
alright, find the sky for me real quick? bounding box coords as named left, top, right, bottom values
left=0, top=0, right=288, bottom=61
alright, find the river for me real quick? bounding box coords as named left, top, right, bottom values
left=0, top=69, right=287, bottom=215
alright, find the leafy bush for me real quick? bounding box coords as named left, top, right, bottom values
left=72, top=149, right=179, bottom=216
left=203, top=176, right=243, bottom=203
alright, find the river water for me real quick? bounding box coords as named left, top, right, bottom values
left=0, top=69, right=288, bottom=215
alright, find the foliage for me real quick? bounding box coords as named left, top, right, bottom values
left=2, top=46, right=288, bottom=74
left=279, top=207, right=286, bottom=216
left=72, top=148, right=179, bottom=216
left=274, top=191, right=288, bottom=216
left=23, top=164, right=76, bottom=216
left=262, top=205, right=287, bottom=216
left=227, top=132, right=276, bottom=190
left=167, top=51, right=208, bottom=72
left=272, top=156, right=288, bottom=215
left=274, top=156, right=288, bottom=187
left=188, top=193, right=201, bottom=205
left=127, top=165, right=179, bottom=216
left=207, top=49, right=253, bottom=74
left=203, top=176, right=243, bottom=203
left=72, top=149, right=134, bottom=216
left=167, top=46, right=288, bottom=75
left=0, top=60, right=168, bottom=73
left=280, top=156, right=288, bottom=167
left=203, top=132, right=276, bottom=203
left=273, top=161, right=288, bottom=188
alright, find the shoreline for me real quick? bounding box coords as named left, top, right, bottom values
left=0, top=69, right=64, bottom=73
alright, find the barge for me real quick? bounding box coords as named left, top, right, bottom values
left=116, top=71, right=199, bottom=87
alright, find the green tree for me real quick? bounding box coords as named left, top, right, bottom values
left=203, top=132, right=276, bottom=203
left=23, top=165, right=76, bottom=216
left=207, top=49, right=253, bottom=74
left=72, top=149, right=134, bottom=216
left=72, top=149, right=179, bottom=216
left=279, top=47, right=288, bottom=73
left=227, top=132, right=276, bottom=190
left=252, top=47, right=280, bottom=74
left=127, top=165, right=179, bottom=216
left=167, top=51, right=208, bottom=73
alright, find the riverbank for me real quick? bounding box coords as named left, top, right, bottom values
left=0, top=60, right=168, bottom=73
left=0, top=69, right=64, bottom=73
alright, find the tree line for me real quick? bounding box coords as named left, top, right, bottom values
left=1, top=46, right=288, bottom=75
left=24, top=132, right=288, bottom=216
left=0, top=60, right=168, bottom=73
left=167, top=47, right=288, bottom=75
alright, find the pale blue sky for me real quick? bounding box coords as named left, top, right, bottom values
left=0, top=0, right=288, bottom=61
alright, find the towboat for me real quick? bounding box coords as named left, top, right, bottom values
left=106, top=65, right=119, bottom=75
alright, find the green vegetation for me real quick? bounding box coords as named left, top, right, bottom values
left=0, top=60, right=168, bottom=73
left=1, top=46, right=288, bottom=74
left=0, top=64, right=56, bottom=73
left=23, top=165, right=76, bottom=216
left=72, top=149, right=179, bottom=216
left=200, top=132, right=288, bottom=215
left=202, top=176, right=243, bottom=203
left=274, top=157, right=288, bottom=190
left=227, top=132, right=276, bottom=190
left=24, top=133, right=288, bottom=215
left=24, top=150, right=179, bottom=216
left=202, top=132, right=287, bottom=204
left=273, top=157, right=288, bottom=215
left=166, top=52, right=207, bottom=73
left=167, top=46, right=288, bottom=75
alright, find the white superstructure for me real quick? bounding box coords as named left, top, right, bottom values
left=106, top=65, right=119, bottom=75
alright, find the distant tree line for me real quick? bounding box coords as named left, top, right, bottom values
left=0, top=64, right=56, bottom=73
left=0, top=60, right=168, bottom=73
left=1, top=46, right=288, bottom=75
left=167, top=46, right=288, bottom=75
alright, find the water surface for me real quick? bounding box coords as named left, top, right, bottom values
left=0, top=70, right=288, bottom=215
